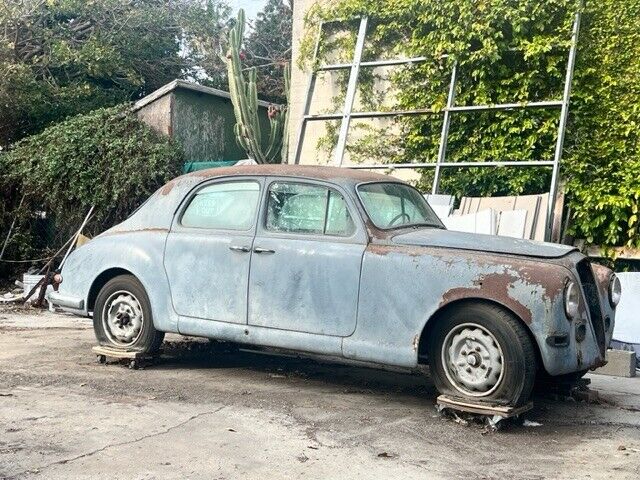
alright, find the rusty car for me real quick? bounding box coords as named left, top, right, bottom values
left=49, top=165, right=620, bottom=406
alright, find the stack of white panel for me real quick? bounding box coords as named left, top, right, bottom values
left=425, top=192, right=547, bottom=240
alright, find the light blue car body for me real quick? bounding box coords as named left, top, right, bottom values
left=50, top=165, right=615, bottom=376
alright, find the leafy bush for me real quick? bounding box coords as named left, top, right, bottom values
left=0, top=104, right=183, bottom=276
left=0, top=0, right=233, bottom=147
left=302, top=0, right=640, bottom=248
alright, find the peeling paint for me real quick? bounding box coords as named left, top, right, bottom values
left=440, top=271, right=534, bottom=325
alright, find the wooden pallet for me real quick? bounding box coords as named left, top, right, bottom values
left=92, top=345, right=157, bottom=369
left=436, top=395, right=533, bottom=417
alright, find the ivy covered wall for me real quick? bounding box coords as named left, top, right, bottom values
left=298, top=0, right=640, bottom=249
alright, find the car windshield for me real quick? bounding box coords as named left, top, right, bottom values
left=357, top=182, right=444, bottom=230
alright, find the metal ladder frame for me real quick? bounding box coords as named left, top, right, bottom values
left=293, top=12, right=582, bottom=242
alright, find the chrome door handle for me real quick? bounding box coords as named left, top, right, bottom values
left=253, top=247, right=275, bottom=254
left=229, top=245, right=251, bottom=253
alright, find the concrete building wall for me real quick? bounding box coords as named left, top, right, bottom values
left=172, top=90, right=235, bottom=162
left=288, top=0, right=332, bottom=165
left=136, top=94, right=172, bottom=137
left=288, top=0, right=419, bottom=182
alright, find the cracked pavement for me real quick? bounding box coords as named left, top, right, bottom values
left=1, top=308, right=639, bottom=479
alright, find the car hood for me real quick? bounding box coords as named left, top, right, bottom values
left=392, top=228, right=577, bottom=259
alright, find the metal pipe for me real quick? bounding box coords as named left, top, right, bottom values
left=546, top=9, right=581, bottom=241
left=58, top=206, right=94, bottom=270
left=317, top=56, right=429, bottom=71
left=448, top=100, right=563, bottom=112
left=293, top=21, right=323, bottom=165
left=334, top=16, right=369, bottom=166
left=304, top=100, right=563, bottom=121
left=305, top=108, right=438, bottom=121
left=347, top=160, right=555, bottom=169
left=433, top=62, right=458, bottom=194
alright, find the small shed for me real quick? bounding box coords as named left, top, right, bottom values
left=133, top=79, right=272, bottom=163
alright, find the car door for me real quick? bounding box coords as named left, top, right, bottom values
left=248, top=179, right=367, bottom=336
left=164, top=177, right=262, bottom=324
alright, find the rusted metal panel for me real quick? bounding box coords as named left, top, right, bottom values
left=344, top=244, right=607, bottom=375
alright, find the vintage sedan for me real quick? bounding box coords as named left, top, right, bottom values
left=50, top=165, right=620, bottom=406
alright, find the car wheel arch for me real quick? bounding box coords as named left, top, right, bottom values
left=416, top=298, right=542, bottom=370
left=87, top=267, right=136, bottom=313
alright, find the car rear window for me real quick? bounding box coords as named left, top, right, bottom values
left=181, top=181, right=260, bottom=230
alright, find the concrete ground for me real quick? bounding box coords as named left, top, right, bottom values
left=1, top=307, right=639, bottom=480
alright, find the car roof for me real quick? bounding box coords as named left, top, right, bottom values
left=178, top=164, right=405, bottom=188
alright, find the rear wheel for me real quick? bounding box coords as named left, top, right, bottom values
left=427, top=303, right=536, bottom=406
left=93, top=275, right=164, bottom=353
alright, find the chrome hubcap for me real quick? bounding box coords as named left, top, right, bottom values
left=102, top=291, right=143, bottom=346
left=441, top=323, right=504, bottom=397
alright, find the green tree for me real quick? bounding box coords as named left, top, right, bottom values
left=0, top=0, right=230, bottom=147
left=244, top=0, right=293, bottom=103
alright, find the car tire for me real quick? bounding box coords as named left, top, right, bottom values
left=93, top=274, right=164, bottom=353
left=427, top=302, right=536, bottom=407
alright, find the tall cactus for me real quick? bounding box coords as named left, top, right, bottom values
left=226, top=9, right=288, bottom=164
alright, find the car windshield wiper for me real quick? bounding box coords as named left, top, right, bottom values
left=387, top=222, right=444, bottom=231
left=409, top=222, right=445, bottom=229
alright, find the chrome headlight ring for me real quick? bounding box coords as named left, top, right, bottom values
left=609, top=274, right=622, bottom=308
left=564, top=280, right=580, bottom=320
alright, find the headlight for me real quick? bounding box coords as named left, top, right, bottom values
left=609, top=274, right=621, bottom=308
left=564, top=281, right=580, bottom=320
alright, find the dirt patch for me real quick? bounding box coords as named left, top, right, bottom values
left=1, top=310, right=639, bottom=480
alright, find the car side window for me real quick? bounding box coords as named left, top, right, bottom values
left=266, top=182, right=355, bottom=236
left=181, top=181, right=260, bottom=230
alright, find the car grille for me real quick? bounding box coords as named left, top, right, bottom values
left=576, top=259, right=606, bottom=356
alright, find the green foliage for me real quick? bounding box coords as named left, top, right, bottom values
left=303, top=0, right=640, bottom=248
left=0, top=104, right=183, bottom=273
left=0, top=0, right=230, bottom=147
left=565, top=1, right=640, bottom=247
left=226, top=9, right=288, bottom=164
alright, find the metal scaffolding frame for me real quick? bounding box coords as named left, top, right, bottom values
left=293, top=12, right=582, bottom=242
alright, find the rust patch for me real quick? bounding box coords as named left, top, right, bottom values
left=185, top=164, right=394, bottom=183
left=366, top=243, right=431, bottom=257
left=576, top=348, right=583, bottom=367
left=160, top=180, right=176, bottom=195
left=440, top=272, right=534, bottom=325
left=366, top=243, right=570, bottom=303
left=591, top=262, right=613, bottom=295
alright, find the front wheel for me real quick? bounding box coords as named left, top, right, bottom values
left=427, top=303, right=536, bottom=407
left=93, top=274, right=164, bottom=353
